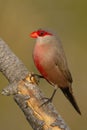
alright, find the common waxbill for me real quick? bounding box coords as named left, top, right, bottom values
left=30, top=29, right=81, bottom=115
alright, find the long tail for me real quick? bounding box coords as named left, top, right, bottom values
left=60, top=87, right=81, bottom=115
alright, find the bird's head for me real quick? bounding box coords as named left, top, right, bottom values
left=30, top=29, right=53, bottom=38
left=30, top=29, right=59, bottom=46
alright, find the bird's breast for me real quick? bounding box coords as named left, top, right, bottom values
left=33, top=44, right=54, bottom=77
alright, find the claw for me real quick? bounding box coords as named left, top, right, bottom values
left=24, top=73, right=43, bottom=85
left=40, top=88, right=57, bottom=107
left=30, top=73, right=44, bottom=84
left=40, top=97, right=53, bottom=107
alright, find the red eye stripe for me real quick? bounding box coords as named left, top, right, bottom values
left=37, top=29, right=52, bottom=37
left=30, top=29, right=53, bottom=38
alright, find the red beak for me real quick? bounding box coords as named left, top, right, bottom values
left=30, top=31, right=38, bottom=38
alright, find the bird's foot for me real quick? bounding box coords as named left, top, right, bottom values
left=40, top=88, right=57, bottom=107
left=40, top=96, right=53, bottom=107
left=26, top=73, right=44, bottom=85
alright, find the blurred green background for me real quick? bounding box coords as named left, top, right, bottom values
left=0, top=0, right=87, bottom=130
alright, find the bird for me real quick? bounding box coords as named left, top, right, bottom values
left=30, top=29, right=81, bottom=115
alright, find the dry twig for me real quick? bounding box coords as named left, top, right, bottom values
left=0, top=38, right=70, bottom=130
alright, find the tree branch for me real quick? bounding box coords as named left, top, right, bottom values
left=0, top=38, right=70, bottom=130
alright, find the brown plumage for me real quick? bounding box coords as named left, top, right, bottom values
left=30, top=29, right=81, bottom=115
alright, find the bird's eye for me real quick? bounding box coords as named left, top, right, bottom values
left=39, top=31, right=45, bottom=36
left=37, top=29, right=52, bottom=37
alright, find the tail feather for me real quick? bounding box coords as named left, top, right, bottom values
left=60, top=87, right=81, bottom=115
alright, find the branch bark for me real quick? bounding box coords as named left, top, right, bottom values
left=0, top=38, right=70, bottom=130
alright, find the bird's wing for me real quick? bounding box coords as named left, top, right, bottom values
left=54, top=49, right=73, bottom=83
